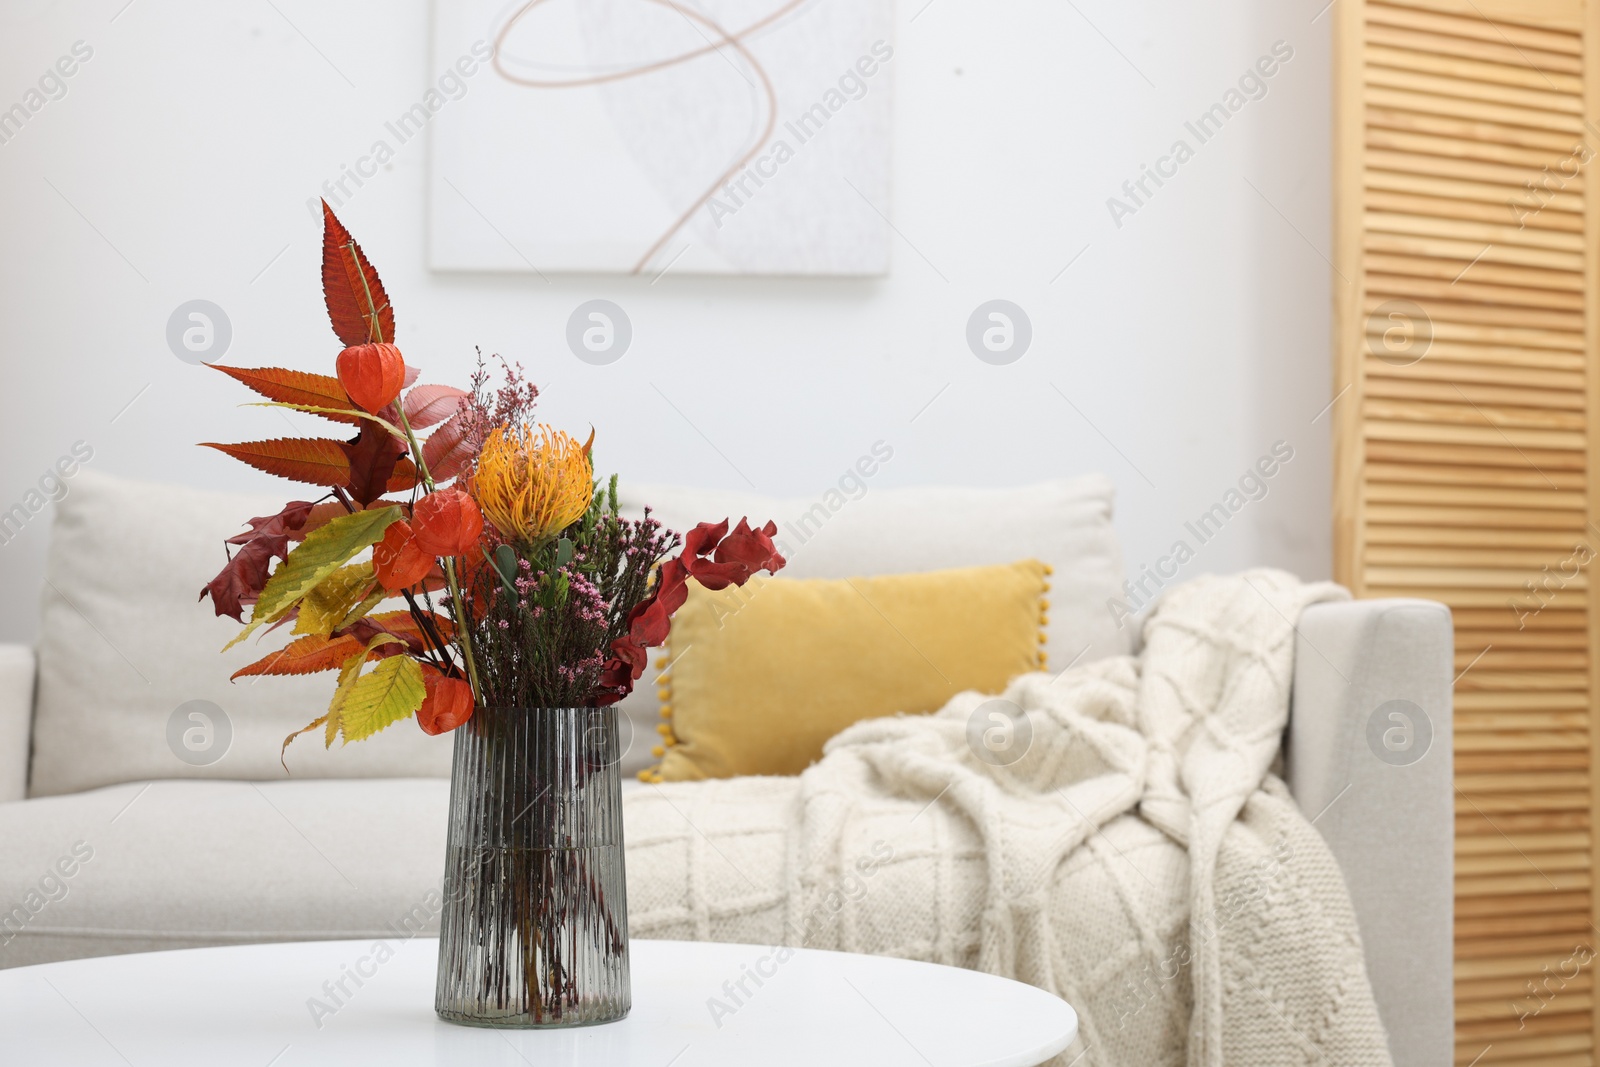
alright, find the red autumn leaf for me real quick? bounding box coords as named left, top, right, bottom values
left=688, top=518, right=787, bottom=590
left=342, top=422, right=407, bottom=505
left=337, top=343, right=406, bottom=414
left=412, top=489, right=483, bottom=558
left=200, top=438, right=352, bottom=488
left=422, top=410, right=475, bottom=483
left=321, top=201, right=395, bottom=347
left=373, top=521, right=434, bottom=591
left=592, top=518, right=786, bottom=705
left=402, top=384, right=468, bottom=429
left=231, top=632, right=364, bottom=679
left=343, top=610, right=452, bottom=660
left=594, top=558, right=691, bottom=703
left=224, top=500, right=317, bottom=552
left=417, top=669, right=475, bottom=735
left=209, top=365, right=360, bottom=425
left=200, top=501, right=316, bottom=621
left=200, top=536, right=272, bottom=622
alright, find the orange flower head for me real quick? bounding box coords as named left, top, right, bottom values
left=470, top=424, right=594, bottom=543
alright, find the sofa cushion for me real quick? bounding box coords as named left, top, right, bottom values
left=612, top=475, right=1130, bottom=776
left=0, top=779, right=449, bottom=966
left=28, top=471, right=453, bottom=797
left=0, top=777, right=648, bottom=968
left=657, top=561, right=1051, bottom=780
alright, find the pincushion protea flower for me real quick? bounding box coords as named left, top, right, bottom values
left=471, top=424, right=595, bottom=544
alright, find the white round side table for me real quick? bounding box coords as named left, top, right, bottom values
left=0, top=938, right=1078, bottom=1066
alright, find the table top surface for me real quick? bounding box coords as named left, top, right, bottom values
left=0, top=937, right=1077, bottom=1067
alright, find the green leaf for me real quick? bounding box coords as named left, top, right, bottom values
left=556, top=536, right=574, bottom=568
left=338, top=655, right=427, bottom=742
left=492, top=544, right=518, bottom=594
left=225, top=506, right=401, bottom=650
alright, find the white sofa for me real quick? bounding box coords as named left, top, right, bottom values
left=0, top=470, right=1452, bottom=1066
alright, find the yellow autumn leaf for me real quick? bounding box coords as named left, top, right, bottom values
left=335, top=584, right=388, bottom=631
left=323, top=643, right=369, bottom=748
left=337, top=655, right=427, bottom=743
left=280, top=715, right=327, bottom=772
left=293, top=562, right=377, bottom=636
left=268, top=633, right=402, bottom=752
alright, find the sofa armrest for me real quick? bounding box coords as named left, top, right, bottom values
left=0, top=645, right=36, bottom=803
left=1285, top=598, right=1453, bottom=1067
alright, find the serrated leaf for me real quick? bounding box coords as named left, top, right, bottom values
left=422, top=410, right=475, bottom=483
left=256, top=507, right=398, bottom=620
left=322, top=201, right=395, bottom=346
left=357, top=609, right=453, bottom=648
left=324, top=633, right=403, bottom=746
left=233, top=633, right=362, bottom=679
left=279, top=633, right=400, bottom=763
left=387, top=458, right=420, bottom=493
left=201, top=438, right=352, bottom=488
left=403, top=385, right=468, bottom=429
left=226, top=506, right=401, bottom=650
left=324, top=648, right=365, bottom=747
left=212, top=366, right=360, bottom=424
left=337, top=585, right=388, bottom=631
left=293, top=562, right=377, bottom=636
left=337, top=655, right=426, bottom=742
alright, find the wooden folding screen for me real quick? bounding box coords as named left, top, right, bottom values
left=1333, top=0, right=1600, bottom=1062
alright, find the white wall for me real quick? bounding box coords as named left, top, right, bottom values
left=0, top=0, right=1332, bottom=644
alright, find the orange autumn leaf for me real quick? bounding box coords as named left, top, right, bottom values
left=201, top=438, right=352, bottom=487
left=201, top=438, right=417, bottom=495
left=387, top=458, right=420, bottom=494
left=210, top=365, right=361, bottom=425
left=364, top=609, right=454, bottom=644
left=321, top=201, right=395, bottom=347
left=232, top=633, right=364, bottom=679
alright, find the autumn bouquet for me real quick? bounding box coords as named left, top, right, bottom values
left=200, top=204, right=783, bottom=1027
left=201, top=203, right=784, bottom=755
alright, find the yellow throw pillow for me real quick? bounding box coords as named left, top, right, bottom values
left=647, top=559, right=1051, bottom=781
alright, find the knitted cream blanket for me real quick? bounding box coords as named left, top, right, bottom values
left=624, top=570, right=1393, bottom=1066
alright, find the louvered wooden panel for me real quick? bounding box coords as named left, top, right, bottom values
left=1334, top=0, right=1600, bottom=1062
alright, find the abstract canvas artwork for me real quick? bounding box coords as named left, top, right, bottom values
left=428, top=0, right=895, bottom=276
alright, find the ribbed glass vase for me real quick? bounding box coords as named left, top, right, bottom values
left=435, top=705, right=631, bottom=1027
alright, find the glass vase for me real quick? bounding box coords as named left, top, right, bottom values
left=435, top=705, right=631, bottom=1027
